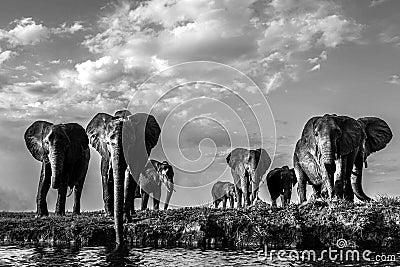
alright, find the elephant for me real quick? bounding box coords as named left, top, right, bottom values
left=293, top=114, right=392, bottom=203
left=131, top=159, right=175, bottom=210
left=211, top=181, right=236, bottom=209
left=226, top=148, right=271, bottom=208
left=24, top=121, right=90, bottom=216
left=266, top=166, right=296, bottom=207
left=86, top=110, right=161, bottom=245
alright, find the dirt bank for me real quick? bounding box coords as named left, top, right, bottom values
left=1, top=198, right=400, bottom=249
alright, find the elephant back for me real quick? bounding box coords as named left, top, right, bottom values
left=24, top=120, right=53, bottom=162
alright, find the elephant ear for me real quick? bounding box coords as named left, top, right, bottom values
left=301, top=116, right=321, bottom=152
left=86, top=113, right=113, bottom=158
left=128, top=113, right=161, bottom=155
left=335, top=116, right=365, bottom=156
left=254, top=148, right=271, bottom=176
left=226, top=148, right=245, bottom=169
left=358, top=117, right=393, bottom=157
left=24, top=120, right=53, bottom=162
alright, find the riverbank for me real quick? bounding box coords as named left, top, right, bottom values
left=1, top=197, right=400, bottom=249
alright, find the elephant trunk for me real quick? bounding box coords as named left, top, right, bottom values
left=164, top=181, right=174, bottom=210
left=282, top=189, right=291, bottom=207
left=48, top=149, right=64, bottom=189
left=242, top=171, right=250, bottom=207
left=320, top=139, right=336, bottom=173
left=111, top=145, right=126, bottom=246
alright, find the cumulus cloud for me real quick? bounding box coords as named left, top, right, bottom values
left=0, top=50, right=17, bottom=64
left=0, top=17, right=49, bottom=45
left=80, top=0, right=363, bottom=94
left=0, top=0, right=365, bottom=121
left=0, top=18, right=86, bottom=47
left=387, top=74, right=400, bottom=84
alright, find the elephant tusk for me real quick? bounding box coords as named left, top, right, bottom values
left=67, top=187, right=73, bottom=197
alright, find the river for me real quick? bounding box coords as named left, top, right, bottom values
left=0, top=245, right=399, bottom=266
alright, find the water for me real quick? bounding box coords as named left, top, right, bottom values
left=0, top=245, right=399, bottom=266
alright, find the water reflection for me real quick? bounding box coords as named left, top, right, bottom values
left=0, top=245, right=398, bottom=266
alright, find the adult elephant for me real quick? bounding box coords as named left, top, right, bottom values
left=266, top=166, right=296, bottom=207
left=86, top=110, right=161, bottom=246
left=294, top=114, right=392, bottom=203
left=226, top=148, right=271, bottom=208
left=24, top=121, right=90, bottom=216
left=132, top=159, right=175, bottom=210
left=211, top=181, right=236, bottom=209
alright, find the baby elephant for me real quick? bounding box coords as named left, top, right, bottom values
left=211, top=181, right=236, bottom=209
left=266, top=166, right=296, bottom=207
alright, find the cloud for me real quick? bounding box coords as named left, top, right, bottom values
left=49, top=59, right=61, bottom=64
left=369, top=0, right=392, bottom=7
left=0, top=50, right=17, bottom=64
left=53, top=21, right=86, bottom=35
left=0, top=0, right=365, bottom=122
left=379, top=31, right=400, bottom=47
left=387, top=74, right=400, bottom=84
left=80, top=0, right=363, bottom=94
left=309, top=64, right=321, bottom=72
left=0, top=18, right=49, bottom=46
left=75, top=56, right=125, bottom=86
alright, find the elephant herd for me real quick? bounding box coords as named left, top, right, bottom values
left=212, top=114, right=393, bottom=209
left=24, top=111, right=393, bottom=245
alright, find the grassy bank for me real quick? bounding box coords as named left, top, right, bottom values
left=1, top=197, right=400, bottom=249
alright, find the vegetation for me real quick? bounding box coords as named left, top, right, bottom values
left=1, top=197, right=400, bottom=249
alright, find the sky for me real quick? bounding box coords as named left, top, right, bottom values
left=0, top=0, right=399, bottom=211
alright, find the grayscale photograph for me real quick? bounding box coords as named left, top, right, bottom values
left=0, top=0, right=399, bottom=266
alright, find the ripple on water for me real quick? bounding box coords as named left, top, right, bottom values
left=0, top=245, right=399, bottom=266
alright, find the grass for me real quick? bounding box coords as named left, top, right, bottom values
left=1, top=197, right=400, bottom=249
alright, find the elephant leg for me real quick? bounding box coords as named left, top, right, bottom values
left=141, top=190, right=150, bottom=210
left=343, top=152, right=357, bottom=201
left=36, top=162, right=51, bottom=216
left=280, top=195, right=285, bottom=207
left=311, top=184, right=322, bottom=200
left=101, top=157, right=113, bottom=216
left=72, top=157, right=89, bottom=215
left=235, top=186, right=242, bottom=208
left=214, top=199, right=219, bottom=208
left=294, top=166, right=307, bottom=203
left=334, top=158, right=345, bottom=199
left=271, top=198, right=277, bottom=208
left=72, top=175, right=86, bottom=215
left=222, top=197, right=227, bottom=209
left=55, top=181, right=68, bottom=215
left=153, top=186, right=161, bottom=210
left=250, top=176, right=260, bottom=205
left=229, top=196, right=234, bottom=208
